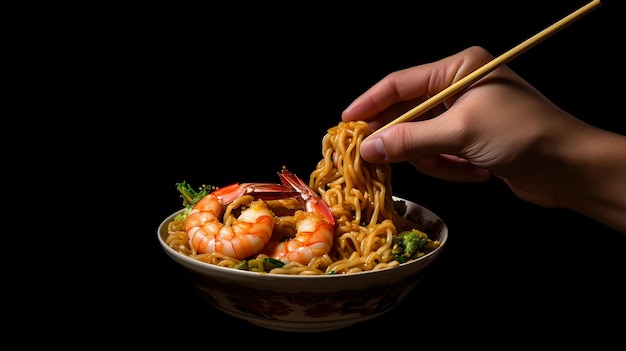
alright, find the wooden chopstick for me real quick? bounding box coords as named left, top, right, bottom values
left=371, top=0, right=602, bottom=136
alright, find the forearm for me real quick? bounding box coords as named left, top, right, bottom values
left=558, top=127, right=626, bottom=234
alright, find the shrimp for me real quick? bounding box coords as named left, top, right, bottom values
left=185, top=181, right=298, bottom=259
left=185, top=168, right=336, bottom=264
left=277, top=168, right=335, bottom=226
left=261, top=210, right=334, bottom=264
left=261, top=169, right=336, bottom=265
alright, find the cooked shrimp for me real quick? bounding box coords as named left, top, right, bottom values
left=261, top=210, right=334, bottom=264
left=260, top=169, right=336, bottom=265
left=185, top=182, right=295, bottom=259
left=185, top=168, right=336, bottom=264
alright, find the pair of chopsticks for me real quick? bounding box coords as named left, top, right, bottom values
left=372, top=0, right=602, bottom=136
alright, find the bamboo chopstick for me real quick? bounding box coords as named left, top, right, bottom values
left=371, top=0, right=602, bottom=136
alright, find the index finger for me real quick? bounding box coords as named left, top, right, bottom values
left=341, top=46, right=494, bottom=129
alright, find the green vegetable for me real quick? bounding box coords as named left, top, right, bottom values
left=391, top=229, right=431, bottom=263
left=174, top=181, right=217, bottom=221
left=234, top=258, right=286, bottom=272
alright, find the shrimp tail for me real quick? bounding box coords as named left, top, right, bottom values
left=278, top=168, right=335, bottom=226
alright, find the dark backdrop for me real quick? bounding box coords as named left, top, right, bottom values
left=74, top=0, right=624, bottom=347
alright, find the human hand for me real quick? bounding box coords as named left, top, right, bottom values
left=342, top=46, right=626, bottom=233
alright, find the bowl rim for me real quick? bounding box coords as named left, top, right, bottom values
left=157, top=195, right=448, bottom=279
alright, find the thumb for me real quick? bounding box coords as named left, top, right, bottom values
left=360, top=118, right=491, bottom=182
left=360, top=118, right=458, bottom=163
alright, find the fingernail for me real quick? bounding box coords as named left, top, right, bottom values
left=361, top=138, right=386, bottom=161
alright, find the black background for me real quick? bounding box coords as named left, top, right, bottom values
left=48, top=0, right=624, bottom=347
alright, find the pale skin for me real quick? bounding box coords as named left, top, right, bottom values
left=342, top=46, right=626, bottom=234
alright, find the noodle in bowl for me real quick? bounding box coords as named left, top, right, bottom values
left=158, top=121, right=448, bottom=331
left=157, top=196, right=448, bottom=332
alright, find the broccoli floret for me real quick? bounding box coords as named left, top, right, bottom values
left=391, top=229, right=431, bottom=263
left=174, top=181, right=217, bottom=221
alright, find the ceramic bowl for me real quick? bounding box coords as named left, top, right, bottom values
left=157, top=196, right=448, bottom=332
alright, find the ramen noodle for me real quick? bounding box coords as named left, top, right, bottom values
left=165, top=120, right=439, bottom=275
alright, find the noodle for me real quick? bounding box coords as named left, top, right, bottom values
left=308, top=120, right=418, bottom=274
left=166, top=120, right=439, bottom=275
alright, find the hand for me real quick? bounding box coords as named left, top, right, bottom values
left=342, top=46, right=626, bottom=233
